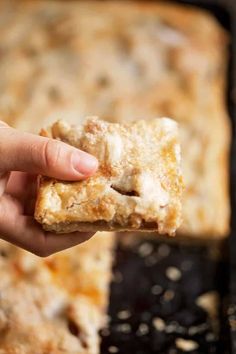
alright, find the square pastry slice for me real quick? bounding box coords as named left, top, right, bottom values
left=35, top=117, right=183, bottom=235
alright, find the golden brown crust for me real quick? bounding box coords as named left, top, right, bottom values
left=35, top=117, right=183, bottom=236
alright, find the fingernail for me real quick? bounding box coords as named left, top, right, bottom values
left=72, top=151, right=98, bottom=175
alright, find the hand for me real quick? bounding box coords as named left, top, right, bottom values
left=0, top=121, right=98, bottom=257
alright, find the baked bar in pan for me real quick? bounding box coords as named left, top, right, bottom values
left=0, top=232, right=114, bottom=354
left=0, top=0, right=230, bottom=239
left=35, top=117, right=183, bottom=236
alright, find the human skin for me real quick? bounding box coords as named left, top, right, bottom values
left=0, top=121, right=98, bottom=257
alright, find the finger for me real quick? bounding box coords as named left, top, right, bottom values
left=6, top=172, right=37, bottom=200
left=0, top=194, right=24, bottom=221
left=0, top=123, right=98, bottom=180
left=24, top=196, right=36, bottom=216
left=0, top=197, right=93, bottom=256
left=6, top=172, right=38, bottom=216
left=10, top=219, right=93, bottom=256
left=38, top=229, right=93, bottom=257
left=0, top=172, right=10, bottom=197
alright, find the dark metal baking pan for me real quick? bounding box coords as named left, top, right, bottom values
left=100, top=1, right=236, bottom=353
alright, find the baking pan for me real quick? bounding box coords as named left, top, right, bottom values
left=100, top=1, right=236, bottom=353
left=101, top=241, right=230, bottom=353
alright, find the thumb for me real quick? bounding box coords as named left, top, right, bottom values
left=0, top=122, right=98, bottom=180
